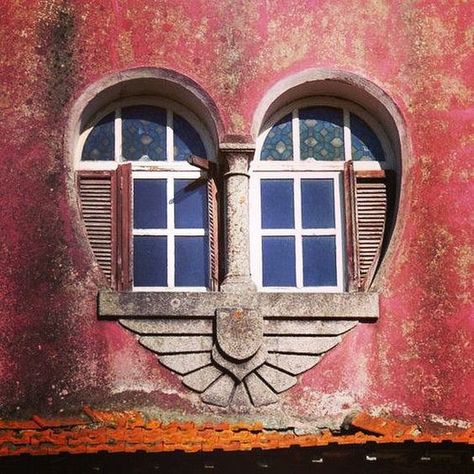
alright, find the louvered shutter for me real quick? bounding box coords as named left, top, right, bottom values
left=344, top=164, right=392, bottom=291
left=77, top=165, right=132, bottom=290
left=77, top=170, right=117, bottom=287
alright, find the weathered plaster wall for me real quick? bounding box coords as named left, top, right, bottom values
left=0, top=0, right=472, bottom=430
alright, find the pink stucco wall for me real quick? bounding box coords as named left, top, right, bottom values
left=0, top=0, right=472, bottom=430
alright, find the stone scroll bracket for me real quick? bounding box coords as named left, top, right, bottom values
left=99, top=291, right=379, bottom=409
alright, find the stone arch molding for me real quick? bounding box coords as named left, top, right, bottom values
left=77, top=68, right=404, bottom=409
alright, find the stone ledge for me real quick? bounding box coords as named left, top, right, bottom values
left=98, top=291, right=379, bottom=320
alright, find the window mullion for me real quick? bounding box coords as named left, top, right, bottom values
left=334, top=173, right=344, bottom=291
left=292, top=109, right=301, bottom=162
left=167, top=177, right=175, bottom=288
left=294, top=176, right=303, bottom=288
left=166, top=109, right=174, bottom=162
left=343, top=107, right=351, bottom=162
left=115, top=108, right=122, bottom=162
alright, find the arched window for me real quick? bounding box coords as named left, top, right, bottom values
left=250, top=98, right=395, bottom=291
left=76, top=98, right=218, bottom=291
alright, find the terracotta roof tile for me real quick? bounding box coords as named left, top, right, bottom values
left=0, top=410, right=471, bottom=457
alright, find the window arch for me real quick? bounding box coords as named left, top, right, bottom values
left=76, top=98, right=218, bottom=291
left=250, top=98, right=395, bottom=292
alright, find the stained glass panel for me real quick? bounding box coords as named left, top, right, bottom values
left=300, top=107, right=344, bottom=161
left=122, top=106, right=167, bottom=161
left=81, top=112, right=115, bottom=161
left=261, top=114, right=293, bottom=161
left=174, top=113, right=207, bottom=161
left=350, top=113, right=385, bottom=161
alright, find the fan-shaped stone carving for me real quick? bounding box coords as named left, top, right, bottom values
left=120, top=311, right=357, bottom=408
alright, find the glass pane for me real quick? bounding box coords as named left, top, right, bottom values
left=133, top=179, right=167, bottom=229
left=175, top=236, right=209, bottom=287
left=261, top=179, right=294, bottom=229
left=300, top=107, right=344, bottom=161
left=81, top=112, right=115, bottom=161
left=122, top=105, right=167, bottom=161
left=174, top=179, right=207, bottom=229
left=350, top=113, right=385, bottom=161
left=133, top=236, right=167, bottom=286
left=261, top=114, right=293, bottom=161
left=303, top=236, right=337, bottom=286
left=262, top=237, right=296, bottom=287
left=173, top=113, right=207, bottom=161
left=301, top=179, right=335, bottom=229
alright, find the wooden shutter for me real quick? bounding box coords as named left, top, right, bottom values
left=77, top=170, right=118, bottom=287
left=208, top=171, right=219, bottom=291
left=189, top=155, right=220, bottom=290
left=344, top=164, right=392, bottom=291
left=77, top=164, right=132, bottom=290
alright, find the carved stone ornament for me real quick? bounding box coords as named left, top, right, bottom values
left=101, top=291, right=379, bottom=409
left=98, top=146, right=379, bottom=409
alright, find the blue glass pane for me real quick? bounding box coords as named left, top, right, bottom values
left=81, top=112, right=115, bottom=161
left=133, top=236, right=167, bottom=287
left=262, top=237, right=295, bottom=287
left=122, top=106, right=167, bottom=161
left=301, top=179, right=335, bottom=229
left=261, top=114, right=293, bottom=161
left=261, top=179, right=294, bottom=229
left=173, top=113, right=207, bottom=161
left=300, top=107, right=344, bottom=161
left=175, top=236, right=208, bottom=287
left=133, top=179, right=167, bottom=229
left=350, top=113, right=385, bottom=161
left=303, top=236, right=337, bottom=286
left=174, top=179, right=207, bottom=229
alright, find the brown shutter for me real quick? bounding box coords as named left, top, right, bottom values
left=77, top=164, right=132, bottom=290
left=353, top=170, right=389, bottom=290
left=207, top=166, right=219, bottom=291
left=117, top=163, right=132, bottom=291
left=343, top=161, right=358, bottom=291
left=77, top=170, right=118, bottom=288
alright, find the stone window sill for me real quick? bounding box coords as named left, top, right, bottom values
left=98, top=291, right=379, bottom=320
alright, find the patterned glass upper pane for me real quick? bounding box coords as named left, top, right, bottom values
left=350, top=113, right=385, bottom=161
left=174, top=113, right=207, bottom=161
left=300, top=107, right=344, bottom=161
left=261, top=114, right=293, bottom=161
left=81, top=112, right=114, bottom=161
left=122, top=106, right=167, bottom=161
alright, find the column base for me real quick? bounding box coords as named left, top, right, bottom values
left=220, top=275, right=257, bottom=293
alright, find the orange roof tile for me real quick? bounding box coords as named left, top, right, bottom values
left=0, top=410, right=471, bottom=457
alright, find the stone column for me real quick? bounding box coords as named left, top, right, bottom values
left=220, top=143, right=256, bottom=292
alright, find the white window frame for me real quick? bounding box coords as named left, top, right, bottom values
left=250, top=97, right=394, bottom=292
left=250, top=171, right=344, bottom=292
left=132, top=170, right=208, bottom=292
left=76, top=98, right=216, bottom=292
